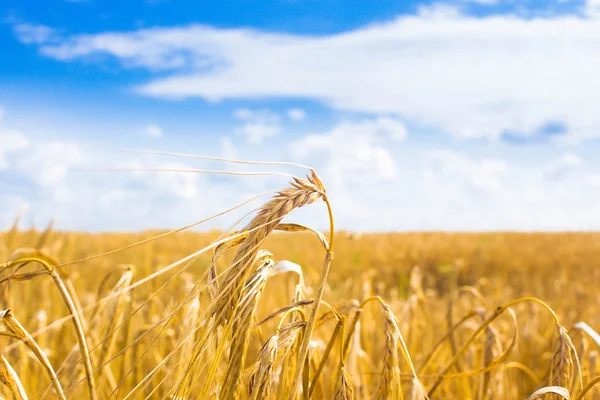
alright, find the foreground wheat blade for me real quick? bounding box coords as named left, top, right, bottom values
left=573, top=322, right=600, bottom=348
left=6, top=257, right=97, bottom=400
left=0, top=310, right=65, bottom=399
left=52, top=265, right=136, bottom=396
left=527, top=386, right=570, bottom=399
left=92, top=266, right=135, bottom=374
left=0, top=354, right=28, bottom=400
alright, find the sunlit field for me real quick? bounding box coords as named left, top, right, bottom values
left=2, top=177, right=600, bottom=399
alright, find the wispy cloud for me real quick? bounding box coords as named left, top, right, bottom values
left=0, top=109, right=30, bottom=170
left=0, top=130, right=29, bottom=170
left=544, top=152, right=583, bottom=181
left=12, top=23, right=58, bottom=45
left=234, top=108, right=281, bottom=143
left=145, top=124, right=163, bottom=137
left=290, top=116, right=407, bottom=183
left=425, top=150, right=509, bottom=196
left=286, top=108, right=306, bottom=121
left=587, top=0, right=600, bottom=16
left=463, top=0, right=499, bottom=4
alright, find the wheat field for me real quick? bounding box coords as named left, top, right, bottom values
left=2, top=171, right=600, bottom=399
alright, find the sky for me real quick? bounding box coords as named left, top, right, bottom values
left=2, top=0, right=600, bottom=232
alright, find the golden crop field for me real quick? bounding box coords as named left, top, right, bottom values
left=2, top=174, right=600, bottom=399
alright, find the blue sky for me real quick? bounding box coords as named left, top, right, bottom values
left=2, top=0, right=600, bottom=232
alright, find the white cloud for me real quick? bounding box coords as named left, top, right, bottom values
left=289, top=119, right=403, bottom=230
left=233, top=109, right=252, bottom=120
left=0, top=124, right=81, bottom=207
left=290, top=130, right=600, bottom=231
left=425, top=150, right=510, bottom=199
left=152, top=161, right=201, bottom=199
left=145, top=124, right=163, bottom=137
left=287, top=108, right=306, bottom=121
left=0, top=131, right=29, bottom=153
left=26, top=8, right=600, bottom=141
left=234, top=108, right=281, bottom=143
left=0, top=109, right=274, bottom=231
left=0, top=130, right=259, bottom=231
left=16, top=141, right=81, bottom=188
left=220, top=137, right=238, bottom=160
left=13, top=23, right=57, bottom=45
left=0, top=129, right=30, bottom=170
left=291, top=116, right=407, bottom=182
left=586, top=173, right=600, bottom=188
left=587, top=0, right=600, bottom=16
left=0, top=107, right=29, bottom=169
left=465, top=0, right=498, bottom=4
left=544, top=152, right=583, bottom=181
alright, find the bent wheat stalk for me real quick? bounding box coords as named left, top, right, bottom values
left=290, top=171, right=334, bottom=398
left=0, top=354, right=27, bottom=400
left=8, top=257, right=97, bottom=400
left=0, top=310, right=65, bottom=400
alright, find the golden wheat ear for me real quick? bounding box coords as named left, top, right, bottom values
left=551, top=326, right=575, bottom=388
left=377, top=303, right=403, bottom=399
left=249, top=332, right=279, bottom=400
left=333, top=367, right=354, bottom=400
left=168, top=170, right=328, bottom=399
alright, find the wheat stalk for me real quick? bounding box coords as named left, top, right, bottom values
left=0, top=354, right=27, bottom=400
left=0, top=309, right=65, bottom=399
left=7, top=257, right=97, bottom=400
